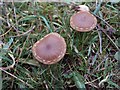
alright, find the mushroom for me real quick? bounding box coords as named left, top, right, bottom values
left=78, top=5, right=90, bottom=12
left=32, top=33, right=66, bottom=64
left=70, top=10, right=97, bottom=32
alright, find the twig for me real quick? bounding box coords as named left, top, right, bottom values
left=0, top=68, right=33, bottom=88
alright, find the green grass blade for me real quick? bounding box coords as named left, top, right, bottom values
left=107, top=80, right=120, bottom=89
left=39, top=15, right=52, bottom=33
left=72, top=72, right=86, bottom=90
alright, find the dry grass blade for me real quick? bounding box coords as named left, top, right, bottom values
left=0, top=53, right=15, bottom=70
left=0, top=68, right=33, bottom=88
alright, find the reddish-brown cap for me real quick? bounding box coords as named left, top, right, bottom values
left=70, top=11, right=97, bottom=32
left=32, top=33, right=66, bottom=64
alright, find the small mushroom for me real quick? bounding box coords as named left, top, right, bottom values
left=78, top=5, right=90, bottom=12
left=70, top=11, right=97, bottom=32
left=32, top=33, right=66, bottom=64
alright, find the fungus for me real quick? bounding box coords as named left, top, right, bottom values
left=70, top=11, right=97, bottom=32
left=78, top=5, right=90, bottom=12
left=32, top=33, right=66, bottom=64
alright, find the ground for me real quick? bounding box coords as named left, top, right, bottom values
left=0, top=1, right=120, bottom=89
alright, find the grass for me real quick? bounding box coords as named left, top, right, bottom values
left=0, top=1, right=120, bottom=89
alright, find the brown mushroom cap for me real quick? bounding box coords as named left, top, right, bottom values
left=70, top=11, right=97, bottom=32
left=32, top=33, right=66, bottom=64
